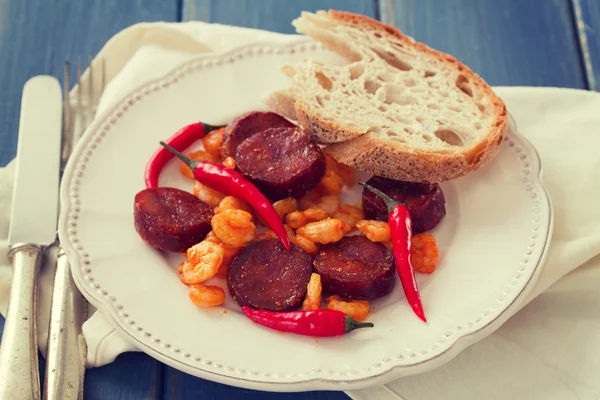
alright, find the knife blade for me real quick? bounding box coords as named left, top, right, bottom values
left=0, top=75, right=62, bottom=400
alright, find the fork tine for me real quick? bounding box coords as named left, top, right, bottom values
left=61, top=61, right=72, bottom=172
left=88, top=55, right=94, bottom=120
left=75, top=57, right=85, bottom=142
left=63, top=61, right=71, bottom=106
left=64, top=56, right=107, bottom=151
left=97, top=57, right=106, bottom=109
left=100, top=57, right=106, bottom=96
left=76, top=57, right=82, bottom=110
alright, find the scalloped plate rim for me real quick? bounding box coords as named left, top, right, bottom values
left=57, top=40, right=553, bottom=392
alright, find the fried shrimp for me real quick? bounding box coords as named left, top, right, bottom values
left=211, top=209, right=256, bottom=247
left=181, top=241, right=224, bottom=284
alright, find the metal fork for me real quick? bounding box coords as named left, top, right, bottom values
left=43, top=57, right=106, bottom=400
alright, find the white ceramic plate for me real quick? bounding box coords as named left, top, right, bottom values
left=58, top=39, right=553, bottom=392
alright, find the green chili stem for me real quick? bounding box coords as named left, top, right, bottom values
left=358, top=182, right=399, bottom=214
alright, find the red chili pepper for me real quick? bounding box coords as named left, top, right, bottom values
left=160, top=142, right=291, bottom=251
left=359, top=182, right=427, bottom=322
left=145, top=122, right=223, bottom=188
left=241, top=306, right=373, bottom=337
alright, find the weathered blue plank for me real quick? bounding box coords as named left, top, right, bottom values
left=84, top=353, right=163, bottom=400
left=183, top=0, right=377, bottom=34
left=161, top=3, right=379, bottom=397
left=385, top=0, right=586, bottom=89
left=0, top=1, right=179, bottom=399
left=0, top=0, right=179, bottom=166
left=163, top=374, right=350, bottom=400
left=572, top=0, right=600, bottom=90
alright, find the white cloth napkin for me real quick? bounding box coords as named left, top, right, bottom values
left=1, top=21, right=599, bottom=399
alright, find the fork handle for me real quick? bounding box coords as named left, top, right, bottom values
left=0, top=244, right=42, bottom=400
left=43, top=249, right=87, bottom=400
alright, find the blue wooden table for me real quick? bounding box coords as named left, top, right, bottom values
left=0, top=0, right=598, bottom=398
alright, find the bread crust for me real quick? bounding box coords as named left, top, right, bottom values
left=292, top=10, right=507, bottom=183
left=324, top=128, right=504, bottom=183
left=295, top=103, right=366, bottom=143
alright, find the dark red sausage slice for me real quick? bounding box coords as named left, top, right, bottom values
left=235, top=127, right=326, bottom=201
left=362, top=176, right=446, bottom=233
left=134, top=187, right=213, bottom=252
left=313, top=235, right=395, bottom=300
left=227, top=238, right=313, bottom=312
left=221, top=111, right=296, bottom=159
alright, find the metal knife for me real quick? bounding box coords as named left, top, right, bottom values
left=0, top=76, right=62, bottom=400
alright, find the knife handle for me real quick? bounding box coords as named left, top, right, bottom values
left=43, top=249, right=87, bottom=400
left=0, top=244, right=42, bottom=400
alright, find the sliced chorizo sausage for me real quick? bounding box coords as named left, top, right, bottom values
left=134, top=187, right=213, bottom=252
left=313, top=235, right=395, bottom=300
left=362, top=176, right=446, bottom=233
left=227, top=238, right=313, bottom=312
left=220, top=111, right=296, bottom=159
left=235, top=127, right=326, bottom=201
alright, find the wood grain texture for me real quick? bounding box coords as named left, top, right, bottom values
left=0, top=0, right=178, bottom=166
left=385, top=0, right=586, bottom=89
left=572, top=0, right=600, bottom=90
left=183, top=0, right=376, bottom=33
left=84, top=353, right=163, bottom=400
left=163, top=372, right=350, bottom=400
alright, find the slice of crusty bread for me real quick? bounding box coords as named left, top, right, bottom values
left=264, top=10, right=507, bottom=183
